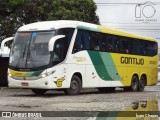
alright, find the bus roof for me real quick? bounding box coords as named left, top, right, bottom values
left=18, top=20, right=156, bottom=42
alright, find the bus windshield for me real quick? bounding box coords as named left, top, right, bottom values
left=9, top=31, right=55, bottom=69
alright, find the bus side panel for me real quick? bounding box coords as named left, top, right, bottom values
left=143, top=67, right=158, bottom=86
left=116, top=66, right=139, bottom=87
left=65, top=63, right=84, bottom=87
left=111, top=53, right=158, bottom=87
left=139, top=55, right=158, bottom=86
left=87, top=51, right=123, bottom=87
left=67, top=51, right=100, bottom=88
left=151, top=67, right=158, bottom=85
left=111, top=53, right=143, bottom=87
left=51, top=64, right=68, bottom=88
left=85, top=64, right=100, bottom=87
left=139, top=67, right=148, bottom=85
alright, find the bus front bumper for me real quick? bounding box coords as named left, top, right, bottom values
left=8, top=75, right=58, bottom=89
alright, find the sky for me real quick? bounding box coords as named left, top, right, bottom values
left=93, top=0, right=160, bottom=47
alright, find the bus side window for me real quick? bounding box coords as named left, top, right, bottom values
left=73, top=30, right=90, bottom=53
left=120, top=38, right=130, bottom=54
left=140, top=41, right=145, bottom=55
left=109, top=36, right=119, bottom=53
left=143, top=41, right=149, bottom=56
left=133, top=39, right=140, bottom=55
left=146, top=42, right=151, bottom=56
left=107, top=36, right=113, bottom=52
left=82, top=31, right=90, bottom=50
left=101, top=34, right=107, bottom=52
left=90, top=32, right=101, bottom=51
left=112, top=36, right=116, bottom=52
left=115, top=39, right=120, bottom=53
left=73, top=30, right=82, bottom=53
left=152, top=42, right=158, bottom=56
left=98, top=34, right=103, bottom=51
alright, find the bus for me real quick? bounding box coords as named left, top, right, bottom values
left=8, top=20, right=158, bottom=95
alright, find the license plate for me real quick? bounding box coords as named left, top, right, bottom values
left=21, top=82, right=29, bottom=86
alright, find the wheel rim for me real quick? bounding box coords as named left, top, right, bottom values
left=140, top=81, right=144, bottom=88
left=132, top=77, right=138, bottom=91
left=139, top=77, right=145, bottom=91
left=71, top=80, right=78, bottom=91
left=133, top=79, right=137, bottom=89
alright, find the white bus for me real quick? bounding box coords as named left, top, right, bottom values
left=8, top=20, right=158, bottom=95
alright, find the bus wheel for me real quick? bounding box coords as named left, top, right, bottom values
left=138, top=76, right=146, bottom=91
left=31, top=89, right=47, bottom=95
left=64, top=75, right=82, bottom=95
left=131, top=75, right=139, bottom=92
left=98, top=87, right=115, bottom=93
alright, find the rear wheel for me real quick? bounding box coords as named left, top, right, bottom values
left=131, top=75, right=139, bottom=92
left=64, top=75, right=82, bottom=95
left=138, top=76, right=146, bottom=91
left=31, top=89, right=47, bottom=95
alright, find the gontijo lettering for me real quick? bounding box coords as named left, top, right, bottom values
left=121, top=57, right=144, bottom=65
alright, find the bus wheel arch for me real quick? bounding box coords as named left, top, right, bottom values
left=73, top=72, right=82, bottom=84
left=64, top=73, right=82, bottom=95
left=131, top=74, right=139, bottom=92
left=138, top=74, right=147, bottom=91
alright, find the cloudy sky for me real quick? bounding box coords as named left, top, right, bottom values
left=93, top=0, right=160, bottom=46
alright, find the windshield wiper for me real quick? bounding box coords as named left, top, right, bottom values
left=15, top=44, right=27, bottom=68
left=23, top=44, right=27, bottom=58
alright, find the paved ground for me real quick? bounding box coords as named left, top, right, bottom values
left=0, top=83, right=160, bottom=120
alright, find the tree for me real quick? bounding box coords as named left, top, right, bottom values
left=0, top=0, right=99, bottom=41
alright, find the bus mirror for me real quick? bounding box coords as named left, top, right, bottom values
left=48, top=35, right=65, bottom=51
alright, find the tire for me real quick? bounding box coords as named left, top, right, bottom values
left=98, top=87, right=115, bottom=93
left=31, top=89, right=47, bottom=95
left=131, top=75, right=139, bottom=92
left=64, top=75, right=82, bottom=95
left=138, top=76, right=146, bottom=92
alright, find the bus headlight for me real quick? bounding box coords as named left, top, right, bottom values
left=40, top=70, right=56, bottom=78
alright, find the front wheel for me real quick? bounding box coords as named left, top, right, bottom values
left=31, top=89, right=48, bottom=95
left=64, top=75, right=82, bottom=95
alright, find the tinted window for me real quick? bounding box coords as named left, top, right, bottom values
left=57, top=28, right=74, bottom=58
left=72, top=29, right=158, bottom=56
